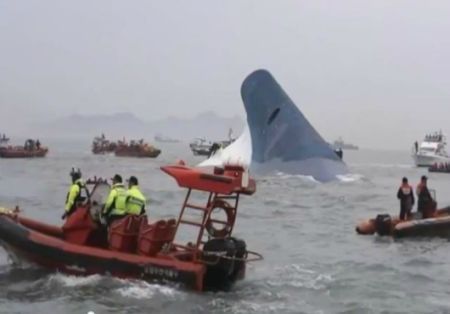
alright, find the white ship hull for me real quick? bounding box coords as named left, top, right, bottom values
left=412, top=153, right=450, bottom=167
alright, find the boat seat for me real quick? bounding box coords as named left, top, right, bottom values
left=108, top=215, right=146, bottom=253
left=137, top=218, right=177, bottom=256
left=63, top=207, right=97, bottom=245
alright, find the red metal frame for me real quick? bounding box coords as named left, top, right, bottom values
left=162, top=165, right=254, bottom=262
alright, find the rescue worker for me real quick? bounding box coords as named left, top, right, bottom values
left=126, top=176, right=146, bottom=215
left=397, top=177, right=414, bottom=220
left=416, top=175, right=433, bottom=218
left=63, top=168, right=88, bottom=219
left=102, top=174, right=127, bottom=225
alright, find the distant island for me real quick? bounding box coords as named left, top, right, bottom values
left=29, top=111, right=245, bottom=141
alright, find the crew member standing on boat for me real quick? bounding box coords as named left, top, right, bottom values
left=126, top=176, right=146, bottom=215
left=397, top=177, right=414, bottom=220
left=416, top=175, right=433, bottom=218
left=63, top=168, right=88, bottom=219
left=102, top=174, right=128, bottom=225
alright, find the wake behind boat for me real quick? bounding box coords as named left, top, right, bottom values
left=412, top=131, right=450, bottom=167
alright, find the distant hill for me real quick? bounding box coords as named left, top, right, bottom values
left=32, top=111, right=244, bottom=141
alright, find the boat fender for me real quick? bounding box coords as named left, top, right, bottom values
left=375, top=214, right=392, bottom=236
left=205, top=199, right=235, bottom=238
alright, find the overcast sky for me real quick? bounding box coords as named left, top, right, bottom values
left=1, top=1, right=450, bottom=149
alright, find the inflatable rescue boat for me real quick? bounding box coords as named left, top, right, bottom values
left=356, top=205, right=450, bottom=238
left=428, top=162, right=450, bottom=173
left=114, top=141, right=161, bottom=158
left=0, top=164, right=262, bottom=291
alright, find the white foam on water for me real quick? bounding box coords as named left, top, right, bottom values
left=209, top=298, right=293, bottom=314
left=267, top=172, right=319, bottom=183
left=267, top=264, right=334, bottom=291
left=47, top=273, right=103, bottom=287
left=115, top=281, right=180, bottom=299
left=336, top=173, right=365, bottom=182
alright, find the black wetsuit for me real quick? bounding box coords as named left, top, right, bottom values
left=417, top=185, right=433, bottom=217
left=397, top=185, right=414, bottom=220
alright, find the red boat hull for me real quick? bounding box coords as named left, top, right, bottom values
left=0, top=147, right=48, bottom=158
left=115, top=149, right=161, bottom=158
left=0, top=214, right=204, bottom=290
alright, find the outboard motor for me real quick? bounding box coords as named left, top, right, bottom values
left=375, top=214, right=392, bottom=236
left=202, top=237, right=247, bottom=290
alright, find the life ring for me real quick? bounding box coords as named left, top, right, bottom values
left=205, top=199, right=235, bottom=238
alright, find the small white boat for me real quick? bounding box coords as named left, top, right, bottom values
left=189, top=129, right=236, bottom=157
left=412, top=131, right=450, bottom=167
left=332, top=137, right=358, bottom=150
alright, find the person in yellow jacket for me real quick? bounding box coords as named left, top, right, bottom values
left=126, top=176, right=146, bottom=215
left=102, top=174, right=128, bottom=224
left=63, top=168, right=89, bottom=219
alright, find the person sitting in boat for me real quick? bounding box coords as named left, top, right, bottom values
left=102, top=174, right=128, bottom=225
left=397, top=177, right=414, bottom=220
left=36, top=139, right=41, bottom=150
left=24, top=139, right=34, bottom=151
left=126, top=176, right=146, bottom=215
left=416, top=176, right=434, bottom=219
left=63, top=168, right=89, bottom=219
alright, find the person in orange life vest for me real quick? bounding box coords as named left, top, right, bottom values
left=416, top=175, right=433, bottom=218
left=397, top=177, right=414, bottom=220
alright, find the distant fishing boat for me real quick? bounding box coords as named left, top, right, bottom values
left=332, top=137, right=359, bottom=150
left=154, top=134, right=180, bottom=143
left=91, top=134, right=117, bottom=155
left=0, top=139, right=48, bottom=158
left=114, top=139, right=161, bottom=158
left=189, top=129, right=235, bottom=156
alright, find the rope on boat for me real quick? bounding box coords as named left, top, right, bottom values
left=200, top=250, right=263, bottom=265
